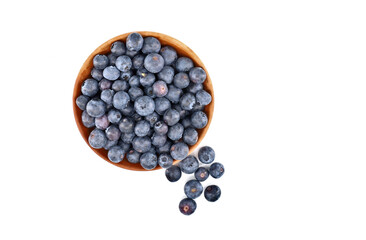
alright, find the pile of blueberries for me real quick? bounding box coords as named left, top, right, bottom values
left=166, top=146, right=224, bottom=215
left=75, top=32, right=212, bottom=170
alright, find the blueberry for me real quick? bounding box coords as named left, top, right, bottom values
left=108, top=53, right=117, bottom=65
left=99, top=79, right=112, bottom=90
left=195, top=167, right=209, bottom=182
left=189, top=67, right=206, bottom=84
left=173, top=72, right=190, bottom=89
left=81, top=111, right=95, bottom=128
left=154, top=97, right=171, bottom=115
left=76, top=95, right=90, bottom=110
left=134, top=96, right=155, bottom=116
left=170, top=142, right=189, bottom=160
left=95, top=115, right=110, bottom=130
left=153, top=121, right=168, bottom=135
left=139, top=73, right=156, bottom=87
left=158, top=153, right=173, bottom=168
left=181, top=117, right=191, bottom=128
left=93, top=54, right=109, bottom=69
left=107, top=109, right=122, bottom=124
left=134, top=120, right=150, bottom=137
left=141, top=37, right=161, bottom=54
left=126, top=149, right=140, bottom=163
left=91, top=68, right=103, bottom=81
left=100, top=89, right=114, bottom=105
left=126, top=32, right=144, bottom=51
left=180, top=93, right=196, bottom=110
left=118, top=117, right=135, bottom=133
left=183, top=128, right=198, bottom=146
left=187, top=82, right=203, bottom=94
left=168, top=123, right=184, bottom=141
left=112, top=80, right=129, bottom=92
left=157, top=66, right=174, bottom=84
left=126, top=49, right=138, bottom=58
left=198, top=146, right=215, bottom=164
left=86, top=99, right=106, bottom=117
left=184, top=180, right=203, bottom=199
left=157, top=140, right=172, bottom=154
left=129, top=75, right=141, bottom=87
left=81, top=78, right=99, bottom=97
left=204, top=185, right=221, bottom=202
left=111, top=41, right=126, bottom=56
left=140, top=152, right=157, bottom=170
left=191, top=111, right=208, bottom=129
left=163, top=108, right=180, bottom=126
left=179, top=198, right=196, bottom=215
left=173, top=104, right=188, bottom=119
left=115, top=55, right=132, bottom=72
left=137, top=67, right=149, bottom=78
left=145, top=112, right=160, bottom=127
left=209, top=163, right=225, bottom=179
left=151, top=133, right=167, bottom=147
left=180, top=155, right=199, bottom=174
left=120, top=70, right=132, bottom=81
left=132, top=112, right=143, bottom=122
left=144, top=86, right=155, bottom=98
left=175, top=57, right=194, bottom=72
left=160, top=46, right=177, bottom=65
left=144, top=53, right=164, bottom=73
left=121, top=132, right=135, bottom=144
left=119, top=141, right=131, bottom=153
left=165, top=165, right=181, bottom=182
left=107, top=146, right=125, bottom=163
left=128, top=87, right=144, bottom=101
left=120, top=102, right=135, bottom=116
left=88, top=129, right=107, bottom=149
left=196, top=90, right=212, bottom=106
left=113, top=91, right=130, bottom=110
left=105, top=125, right=121, bottom=141
left=192, top=102, right=205, bottom=112
left=103, top=66, right=120, bottom=81
left=151, top=80, right=168, bottom=97
left=165, top=85, right=182, bottom=104
left=132, top=136, right=152, bottom=153
left=104, top=140, right=118, bottom=150
left=132, top=54, right=145, bottom=69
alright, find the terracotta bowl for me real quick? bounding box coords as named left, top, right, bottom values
left=73, top=31, right=214, bottom=171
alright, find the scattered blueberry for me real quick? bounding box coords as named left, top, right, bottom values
left=195, top=167, right=209, bottom=182
left=204, top=185, right=221, bottom=202
left=198, top=146, right=215, bottom=164
left=184, top=180, right=203, bottom=199
left=165, top=165, right=181, bottom=182
left=209, top=163, right=225, bottom=179
left=179, top=198, right=197, bottom=215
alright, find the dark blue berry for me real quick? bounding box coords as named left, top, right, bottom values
left=105, top=125, right=121, bottom=141
left=107, top=109, right=122, bottom=124
left=132, top=136, right=152, bottom=153
left=134, top=120, right=150, bottom=137
left=183, top=128, right=198, bottom=146
left=195, top=167, right=209, bottom=182
left=157, top=140, right=172, bottom=154
left=142, top=37, right=161, bottom=54
left=144, top=86, right=155, bottom=98
left=126, top=49, right=138, bottom=58
left=154, top=97, right=171, bottom=115
left=108, top=53, right=117, bottom=65
left=196, top=90, right=212, bottom=106
left=165, top=165, right=181, bottom=182
left=170, top=142, right=189, bottom=160
left=152, top=80, right=168, bottom=97
left=204, top=185, right=221, bottom=202
left=179, top=198, right=196, bottom=215
left=191, top=111, right=208, bottom=129
left=103, top=66, right=120, bottom=80
left=132, top=54, right=145, bottom=69
left=113, top=91, right=130, bottom=110
left=145, top=112, right=160, bottom=127
left=99, top=79, right=112, bottom=90
left=180, top=93, right=196, bottom=110
left=168, top=123, right=184, bottom=141
left=139, top=73, right=156, bottom=87
left=76, top=95, right=89, bottom=110
left=160, top=46, right=177, bottom=65
left=118, top=117, right=135, bottom=133
left=181, top=117, right=191, bottom=128
left=95, top=115, right=110, bottom=130
left=112, top=80, right=129, bottom=92
left=100, top=89, right=114, bottom=105
left=184, top=180, right=203, bottom=199
left=189, top=67, right=206, bottom=84
left=198, top=146, right=215, bottom=164
left=209, top=163, right=224, bottom=179
left=121, top=132, right=135, bottom=144
left=93, top=54, right=109, bottom=69
left=154, top=121, right=168, bottom=135
left=126, top=32, right=144, bottom=51
left=81, top=78, right=99, bottom=97
left=111, top=41, right=126, bottom=56
left=119, top=141, right=131, bottom=152
left=140, top=152, right=157, bottom=170
left=175, top=57, right=193, bottom=72
left=151, top=133, right=167, bottom=147
left=91, top=68, right=103, bottom=81
left=129, top=75, right=141, bottom=87
left=120, top=102, right=135, bottom=116
left=163, top=108, right=180, bottom=126
left=115, top=55, right=132, bottom=72
left=134, top=96, right=155, bottom=116
left=126, top=149, right=140, bottom=163
left=165, top=85, right=182, bottom=103
left=187, top=82, right=203, bottom=94
left=120, top=70, right=132, bottom=81
left=81, top=111, right=95, bottom=128
left=173, top=104, right=188, bottom=119
left=104, top=140, right=118, bottom=150
left=88, top=129, right=107, bottom=149
left=128, top=87, right=144, bottom=101
left=157, top=66, right=174, bottom=84
left=158, top=153, right=173, bottom=168
left=180, top=155, right=199, bottom=174
left=173, top=72, right=190, bottom=89
left=107, top=146, right=125, bottom=163
left=86, top=99, right=106, bottom=117
left=144, top=53, right=165, bottom=73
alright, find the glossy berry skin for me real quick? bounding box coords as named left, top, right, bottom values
left=145, top=112, right=160, bottom=127
left=165, top=85, right=182, bottom=104
left=86, top=99, right=106, bottom=118
left=115, top=55, right=132, bottom=72
left=107, top=109, right=122, bottom=124
left=121, top=132, right=135, bottom=144
left=140, top=152, right=158, bottom=170
left=144, top=53, right=165, bottom=73
left=187, top=82, right=203, bottom=94
left=105, top=125, right=121, bottom=141
left=103, top=66, right=120, bottom=81
left=209, top=163, right=225, bottom=179
left=120, top=70, right=132, bottom=81
left=151, top=133, right=167, bottom=147
left=139, top=73, right=156, bottom=87
left=157, top=140, right=172, bottom=154
left=100, top=89, right=114, bottom=105
left=88, top=129, right=107, bottom=149
left=184, top=180, right=203, bottom=199
left=175, top=57, right=194, bottom=72
left=126, top=149, right=140, bottom=163
left=180, top=93, right=196, bottom=111
left=128, top=87, right=144, bottom=101
left=152, top=80, right=168, bottom=97
left=99, top=79, right=112, bottom=90
left=82, top=111, right=95, bottom=128
left=196, top=90, right=212, bottom=106
left=153, top=121, right=168, bottom=135
left=189, top=67, right=206, bottom=84
left=76, top=95, right=89, bottom=110
left=112, top=80, right=129, bottom=92
left=165, top=165, right=181, bottom=182
left=142, top=37, right=161, bottom=54
left=93, top=54, right=109, bottom=69
left=126, top=32, right=144, bottom=51
left=181, top=117, right=191, bottom=128
left=134, top=120, right=150, bottom=137
left=179, top=198, right=197, bottom=216
left=160, top=46, right=177, bottom=65
left=163, top=108, right=180, bottom=126
left=118, top=117, right=135, bottom=133
left=132, top=54, right=145, bottom=69
left=104, top=140, right=118, bottom=150
left=170, top=142, right=189, bottom=160
left=107, top=146, right=125, bottom=163
left=180, top=155, right=199, bottom=174
left=113, top=91, right=130, bottom=110
left=108, top=53, right=117, bottom=66
left=91, top=68, right=103, bottom=81
left=168, top=123, right=184, bottom=141
left=191, top=111, right=208, bottom=129
left=110, top=41, right=126, bottom=56
left=204, top=185, right=221, bottom=202
left=81, top=78, right=99, bottom=97
left=157, top=66, right=174, bottom=84
left=95, top=115, right=110, bottom=130
left=134, top=96, right=155, bottom=116
left=198, top=146, right=215, bottom=164
left=173, top=72, right=190, bottom=89
left=194, top=167, right=209, bottom=182
left=183, top=127, right=198, bottom=146
left=132, top=136, right=152, bottom=153
left=158, top=153, right=173, bottom=168
left=154, top=97, right=171, bottom=115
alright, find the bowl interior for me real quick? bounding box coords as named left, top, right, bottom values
left=73, top=31, right=214, bottom=171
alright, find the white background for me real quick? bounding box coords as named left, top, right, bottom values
left=0, top=0, right=365, bottom=239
